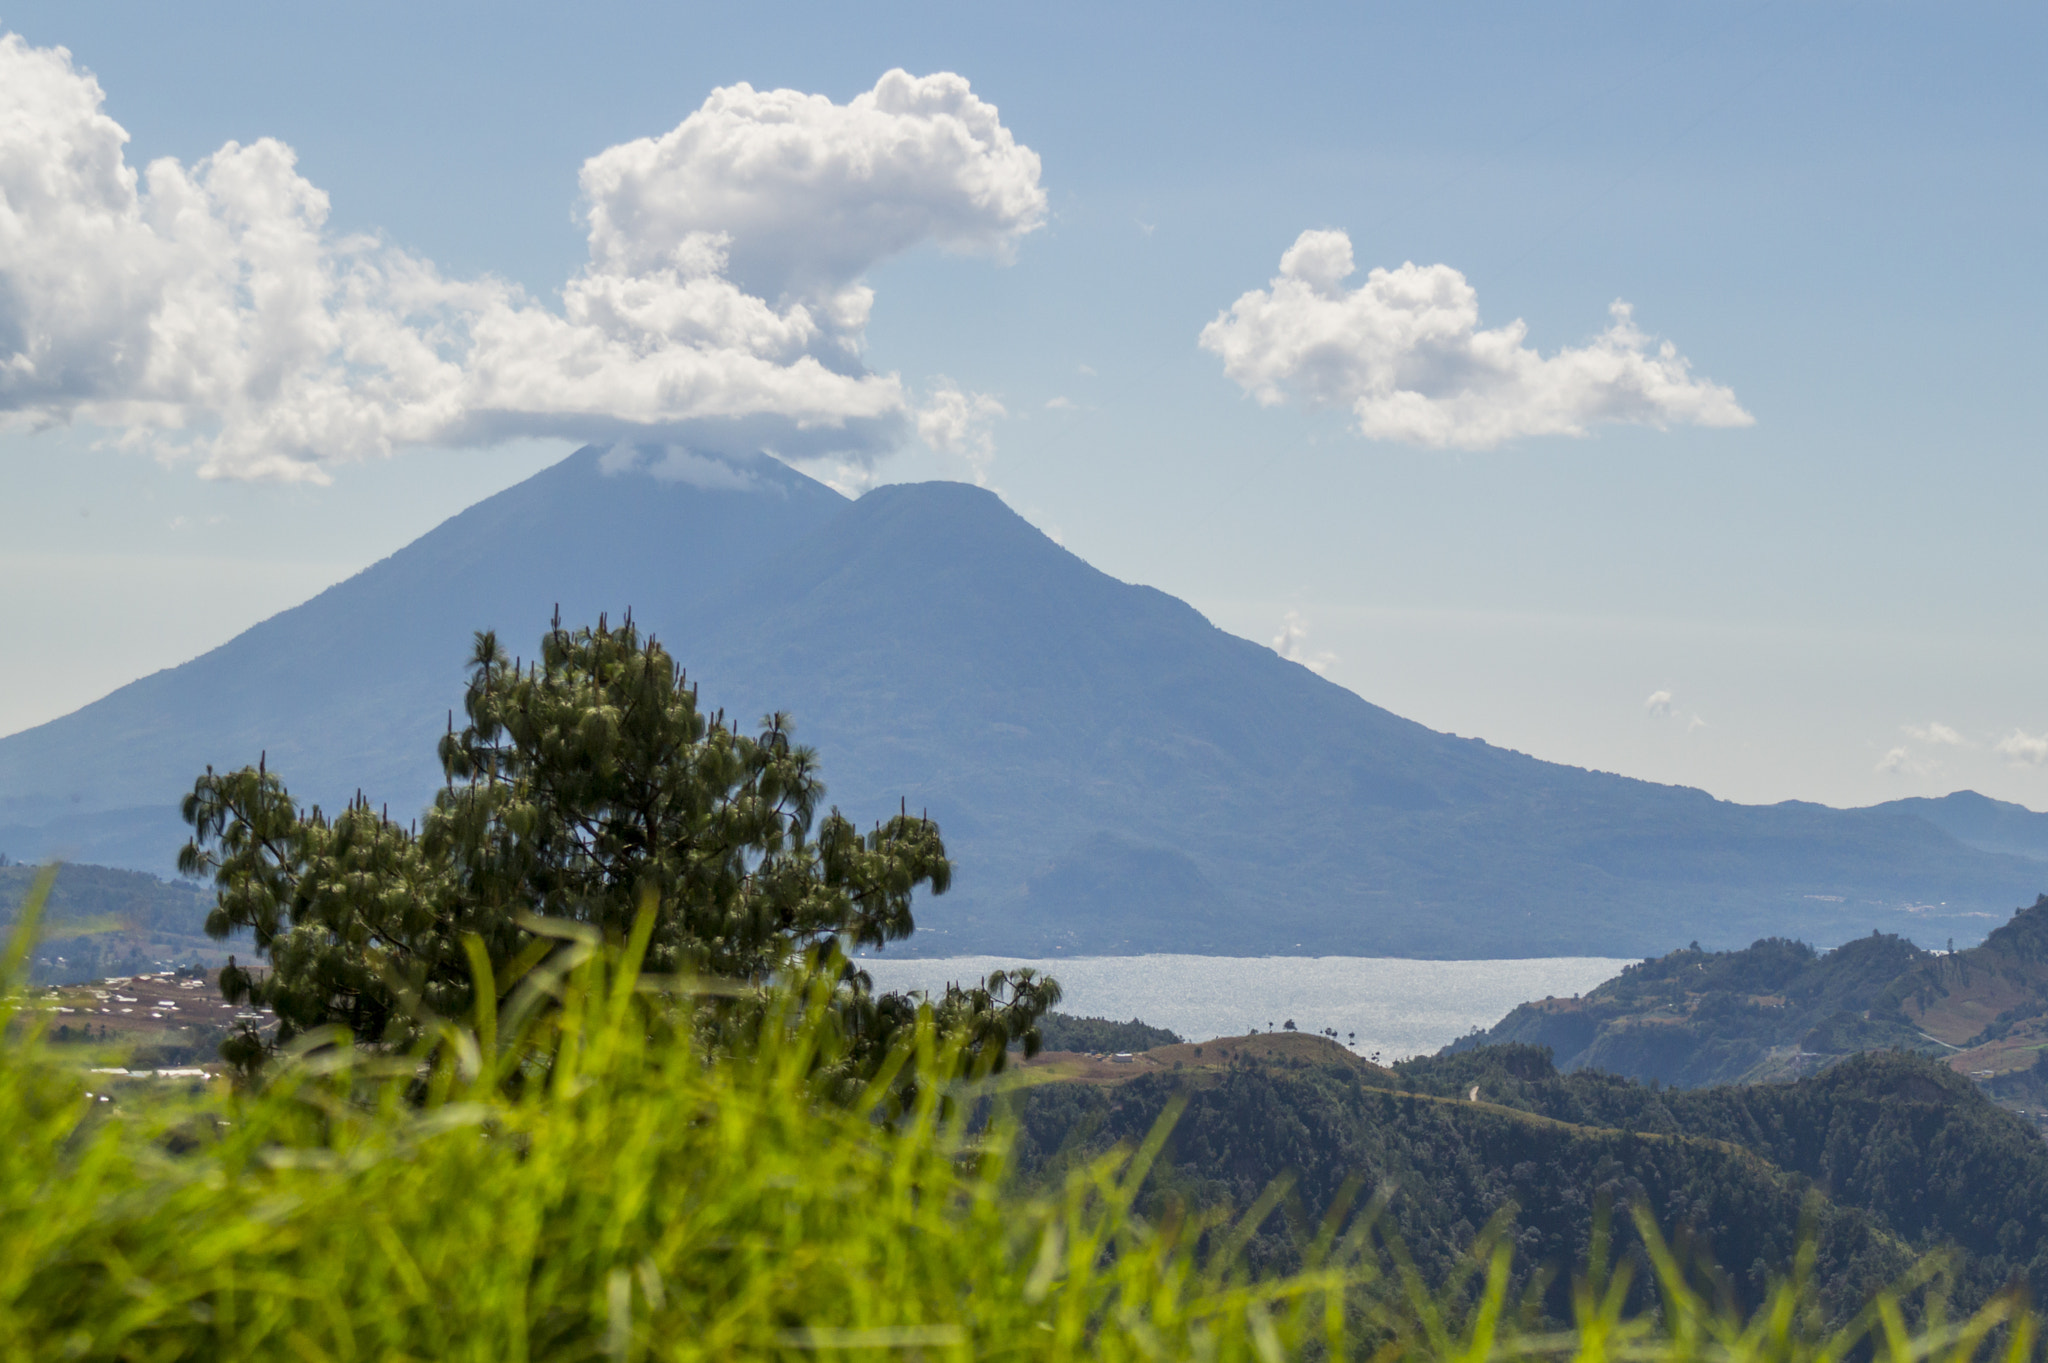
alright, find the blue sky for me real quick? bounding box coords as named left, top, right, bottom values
left=2, top=1, right=2044, bottom=810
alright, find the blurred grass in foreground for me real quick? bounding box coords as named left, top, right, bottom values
left=0, top=870, right=2037, bottom=1361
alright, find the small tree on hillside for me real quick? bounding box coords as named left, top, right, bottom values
left=181, top=615, right=1056, bottom=1074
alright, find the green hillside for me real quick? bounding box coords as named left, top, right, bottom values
left=0, top=862, right=227, bottom=984
left=1011, top=1033, right=2048, bottom=1321
left=9, top=947, right=2025, bottom=1357
left=1030, top=1012, right=1184, bottom=1053
left=1452, top=895, right=2048, bottom=1135
left=1450, top=931, right=1938, bottom=1088
left=1400, top=1045, right=2048, bottom=1302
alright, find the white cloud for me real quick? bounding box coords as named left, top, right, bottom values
left=0, top=37, right=1044, bottom=481
left=1044, top=395, right=1072, bottom=410
left=1198, top=229, right=1752, bottom=450
left=1903, top=721, right=1970, bottom=747
left=914, top=380, right=1006, bottom=485
left=1271, top=609, right=1335, bottom=676
left=1996, top=730, right=2048, bottom=766
left=1876, top=746, right=1925, bottom=775
left=596, top=443, right=758, bottom=491
left=580, top=71, right=1043, bottom=313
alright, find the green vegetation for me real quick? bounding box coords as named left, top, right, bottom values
left=1457, top=932, right=1942, bottom=1088
left=1398, top=1044, right=2048, bottom=1306
left=16, top=615, right=2048, bottom=1355
left=1455, top=897, right=2048, bottom=1133
left=0, top=875, right=1351, bottom=1358
left=179, top=619, right=1056, bottom=1078
left=1030, top=1012, right=1183, bottom=1053
left=1011, top=1029, right=2048, bottom=1325
left=0, top=861, right=224, bottom=985
left=1014, top=1039, right=1900, bottom=1324
left=4, top=873, right=2040, bottom=1360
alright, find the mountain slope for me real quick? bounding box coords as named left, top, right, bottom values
left=1871, top=894, right=2048, bottom=1099
left=1874, top=791, right=2048, bottom=862
left=0, top=447, right=845, bottom=865
left=0, top=448, right=2040, bottom=957
left=0, top=861, right=229, bottom=984
left=667, top=480, right=2037, bottom=954
left=1447, top=932, right=1941, bottom=1087
left=1015, top=1035, right=1963, bottom=1320
left=1389, top=1044, right=2048, bottom=1306
left=1449, top=894, right=2048, bottom=1129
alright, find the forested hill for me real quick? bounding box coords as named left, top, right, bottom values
left=1449, top=931, right=1939, bottom=1088
left=1453, top=895, right=2048, bottom=1108
left=1880, top=894, right=2048, bottom=1100
left=0, top=862, right=231, bottom=983
left=2, top=444, right=2042, bottom=957
left=1030, top=1013, right=1182, bottom=1053
left=1013, top=1034, right=2048, bottom=1322
left=1397, top=1045, right=2048, bottom=1305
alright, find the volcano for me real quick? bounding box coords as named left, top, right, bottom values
left=3, top=446, right=2039, bottom=957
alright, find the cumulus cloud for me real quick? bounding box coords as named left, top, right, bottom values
left=1199, top=229, right=1752, bottom=450
left=1876, top=746, right=1926, bottom=776
left=914, top=380, right=1006, bottom=485
left=0, top=36, right=1044, bottom=481
left=1903, top=721, right=1970, bottom=747
left=1271, top=610, right=1335, bottom=676
left=1997, top=730, right=2048, bottom=766
left=581, top=72, right=1044, bottom=316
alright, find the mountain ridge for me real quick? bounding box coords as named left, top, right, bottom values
left=1449, top=891, right=2048, bottom=1125
left=1, top=446, right=2039, bottom=957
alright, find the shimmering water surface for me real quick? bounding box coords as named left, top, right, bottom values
left=854, top=955, right=1633, bottom=1061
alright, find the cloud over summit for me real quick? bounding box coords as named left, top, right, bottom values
left=1200, top=229, right=1752, bottom=449
left=0, top=36, right=1042, bottom=480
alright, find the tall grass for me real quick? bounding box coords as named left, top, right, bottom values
left=0, top=871, right=2036, bottom=1360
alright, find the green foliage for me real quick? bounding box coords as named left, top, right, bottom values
left=1459, top=933, right=1938, bottom=1087
left=3, top=872, right=2042, bottom=1359
left=0, top=882, right=1329, bottom=1357
left=1010, top=1053, right=1920, bottom=1327
left=1029, top=1012, right=1184, bottom=1053
left=1398, top=1044, right=2048, bottom=1305
left=179, top=618, right=1056, bottom=1072
left=0, top=862, right=224, bottom=985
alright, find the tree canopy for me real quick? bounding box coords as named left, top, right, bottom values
left=180, top=614, right=1056, bottom=1072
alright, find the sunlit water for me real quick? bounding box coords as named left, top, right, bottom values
left=852, top=955, right=1632, bottom=1062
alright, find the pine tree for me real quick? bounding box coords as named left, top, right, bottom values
left=180, top=614, right=1057, bottom=1073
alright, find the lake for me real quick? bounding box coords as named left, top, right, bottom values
left=853, top=954, right=1632, bottom=1061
